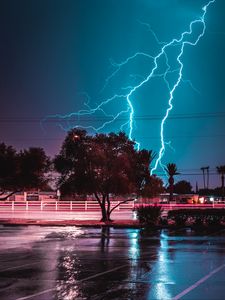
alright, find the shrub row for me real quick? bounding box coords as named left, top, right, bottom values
left=168, top=209, right=225, bottom=227
left=135, top=207, right=225, bottom=229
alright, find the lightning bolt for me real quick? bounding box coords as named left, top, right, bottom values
left=151, top=0, right=216, bottom=174
left=43, top=0, right=215, bottom=174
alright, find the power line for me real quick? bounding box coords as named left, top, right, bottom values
left=1, top=134, right=225, bottom=141
left=155, top=173, right=219, bottom=177
left=0, top=112, right=225, bottom=123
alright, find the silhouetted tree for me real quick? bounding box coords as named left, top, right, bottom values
left=54, top=129, right=155, bottom=221
left=17, top=148, right=51, bottom=191
left=217, top=165, right=225, bottom=200
left=141, top=175, right=164, bottom=198
left=198, top=188, right=214, bottom=196
left=0, top=143, right=18, bottom=198
left=174, top=180, right=192, bottom=194
left=165, top=163, right=179, bottom=202
left=213, top=187, right=225, bottom=197
left=0, top=144, right=50, bottom=200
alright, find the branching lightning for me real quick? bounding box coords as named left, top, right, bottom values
left=151, top=0, right=216, bottom=174
left=44, top=0, right=215, bottom=174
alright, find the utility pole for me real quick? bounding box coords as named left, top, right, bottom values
left=196, top=181, right=199, bottom=194
left=206, top=166, right=209, bottom=189
left=201, top=167, right=206, bottom=189
left=201, top=166, right=210, bottom=190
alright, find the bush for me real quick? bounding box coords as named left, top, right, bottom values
left=168, top=209, right=188, bottom=227
left=205, top=215, right=222, bottom=227
left=159, top=216, right=168, bottom=226
left=168, top=209, right=225, bottom=228
left=192, top=216, right=205, bottom=231
left=168, top=209, right=187, bottom=226
left=174, top=214, right=188, bottom=227
left=136, top=205, right=162, bottom=226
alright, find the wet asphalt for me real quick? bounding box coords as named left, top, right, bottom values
left=0, top=226, right=225, bottom=300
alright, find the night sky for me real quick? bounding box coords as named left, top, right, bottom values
left=0, top=0, right=224, bottom=188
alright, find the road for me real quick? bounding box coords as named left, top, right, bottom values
left=0, top=201, right=224, bottom=221
left=0, top=226, right=225, bottom=299
left=0, top=210, right=134, bottom=220
left=0, top=201, right=134, bottom=220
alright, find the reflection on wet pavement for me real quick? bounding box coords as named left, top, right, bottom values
left=0, top=226, right=224, bottom=299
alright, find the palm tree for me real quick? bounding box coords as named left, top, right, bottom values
left=216, top=165, right=225, bottom=200
left=165, top=163, right=179, bottom=202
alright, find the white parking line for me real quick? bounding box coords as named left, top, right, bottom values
left=172, top=264, right=225, bottom=300
left=15, top=264, right=129, bottom=300
left=79, top=264, right=128, bottom=282
left=16, top=288, right=55, bottom=300
left=0, top=262, right=39, bottom=273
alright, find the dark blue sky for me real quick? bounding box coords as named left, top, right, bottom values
left=0, top=0, right=224, bottom=188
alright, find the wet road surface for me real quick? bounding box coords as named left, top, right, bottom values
left=0, top=226, right=225, bottom=299
left=0, top=210, right=133, bottom=220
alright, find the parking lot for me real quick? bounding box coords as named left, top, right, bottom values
left=0, top=226, right=225, bottom=299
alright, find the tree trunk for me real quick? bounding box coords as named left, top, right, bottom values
left=94, top=192, right=107, bottom=222
left=101, top=206, right=108, bottom=222
left=101, top=195, right=106, bottom=221
left=98, top=195, right=111, bottom=222
left=106, top=194, right=112, bottom=222
left=169, top=176, right=174, bottom=202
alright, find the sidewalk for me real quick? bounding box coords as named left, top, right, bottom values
left=0, top=218, right=141, bottom=228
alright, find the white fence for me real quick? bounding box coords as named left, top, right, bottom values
left=0, top=200, right=135, bottom=212
left=0, top=201, right=225, bottom=213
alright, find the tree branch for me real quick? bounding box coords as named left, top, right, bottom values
left=109, top=198, right=135, bottom=215
left=0, top=191, right=20, bottom=201
left=94, top=192, right=102, bottom=207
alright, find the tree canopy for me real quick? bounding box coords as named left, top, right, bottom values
left=141, top=175, right=164, bottom=198
left=173, top=180, right=193, bottom=194
left=54, top=129, right=157, bottom=221
left=0, top=143, right=50, bottom=200
left=0, top=143, right=17, bottom=194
